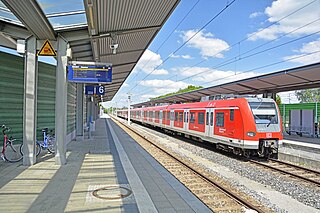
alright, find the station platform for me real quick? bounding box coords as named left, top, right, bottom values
left=0, top=116, right=210, bottom=213
left=279, top=135, right=320, bottom=170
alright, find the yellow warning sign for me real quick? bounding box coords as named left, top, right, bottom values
left=38, top=40, right=56, bottom=56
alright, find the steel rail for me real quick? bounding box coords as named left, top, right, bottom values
left=112, top=116, right=266, bottom=213
left=269, top=159, right=320, bottom=175
left=250, top=159, right=320, bottom=186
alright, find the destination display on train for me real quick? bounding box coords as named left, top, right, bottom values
left=67, top=65, right=112, bottom=83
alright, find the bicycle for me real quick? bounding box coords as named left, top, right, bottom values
left=19, top=128, right=55, bottom=156
left=1, top=125, right=23, bottom=162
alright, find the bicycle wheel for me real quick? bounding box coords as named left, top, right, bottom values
left=19, top=142, right=41, bottom=157
left=47, top=136, right=55, bottom=154
left=4, top=140, right=23, bottom=163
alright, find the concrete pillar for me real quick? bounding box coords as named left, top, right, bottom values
left=76, top=83, right=84, bottom=141
left=55, top=35, right=68, bottom=165
left=23, top=36, right=37, bottom=166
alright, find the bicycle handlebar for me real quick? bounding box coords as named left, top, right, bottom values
left=1, top=125, right=11, bottom=134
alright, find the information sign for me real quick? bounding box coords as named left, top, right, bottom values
left=96, top=85, right=105, bottom=95
left=68, top=65, right=112, bottom=83
left=85, top=85, right=105, bottom=96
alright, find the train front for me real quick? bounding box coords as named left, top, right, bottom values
left=246, top=98, right=283, bottom=158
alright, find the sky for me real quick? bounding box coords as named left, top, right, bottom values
left=108, top=0, right=320, bottom=108
left=1, top=0, right=320, bottom=107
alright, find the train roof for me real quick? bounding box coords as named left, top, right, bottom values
left=127, top=97, right=275, bottom=111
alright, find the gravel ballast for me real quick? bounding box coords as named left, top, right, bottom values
left=126, top=121, right=320, bottom=213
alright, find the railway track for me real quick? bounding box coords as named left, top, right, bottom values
left=249, top=159, right=320, bottom=186
left=112, top=117, right=271, bottom=212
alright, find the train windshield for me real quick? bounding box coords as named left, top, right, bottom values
left=248, top=101, right=278, bottom=125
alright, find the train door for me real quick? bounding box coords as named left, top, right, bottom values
left=205, top=108, right=214, bottom=137
left=227, top=109, right=235, bottom=137
left=170, top=110, right=174, bottom=128
left=184, top=109, right=189, bottom=131
left=159, top=110, right=163, bottom=126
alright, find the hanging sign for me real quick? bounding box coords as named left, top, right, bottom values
left=67, top=64, right=112, bottom=83
left=37, top=40, right=57, bottom=56
left=85, top=85, right=105, bottom=95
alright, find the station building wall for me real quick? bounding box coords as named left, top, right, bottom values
left=0, top=51, right=79, bottom=142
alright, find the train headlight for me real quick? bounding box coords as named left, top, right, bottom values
left=247, top=132, right=256, bottom=137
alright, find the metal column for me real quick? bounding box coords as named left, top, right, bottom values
left=128, top=93, right=131, bottom=125
left=55, top=35, right=68, bottom=165
left=87, top=96, right=93, bottom=138
left=23, top=36, right=37, bottom=166
left=76, top=83, right=84, bottom=141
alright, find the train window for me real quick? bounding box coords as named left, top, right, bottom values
left=190, top=112, right=195, bottom=123
left=206, top=112, right=209, bottom=125
left=216, top=112, right=224, bottom=127
left=167, top=112, right=170, bottom=120
left=175, top=112, right=178, bottom=121
left=230, top=109, right=234, bottom=121
left=179, top=112, right=183, bottom=122
left=210, top=112, right=213, bottom=126
left=186, top=112, right=189, bottom=122
left=184, top=112, right=187, bottom=122
left=171, top=112, right=174, bottom=121
left=160, top=111, right=162, bottom=119
left=249, top=101, right=278, bottom=124
left=198, top=112, right=205, bottom=124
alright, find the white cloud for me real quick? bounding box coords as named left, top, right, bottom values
left=170, top=54, right=193, bottom=59
left=180, top=30, right=230, bottom=58
left=248, top=0, right=320, bottom=41
left=283, top=39, right=320, bottom=64
left=181, top=55, right=192, bottom=59
left=141, top=94, right=157, bottom=99
left=134, top=49, right=168, bottom=75
left=249, top=12, right=263, bottom=19
left=173, top=66, right=258, bottom=85
left=152, top=69, right=169, bottom=75
left=140, top=79, right=189, bottom=94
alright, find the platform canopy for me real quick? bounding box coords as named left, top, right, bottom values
left=132, top=62, right=320, bottom=108
left=0, top=0, right=180, bottom=101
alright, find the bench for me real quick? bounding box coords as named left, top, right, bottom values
left=286, top=126, right=313, bottom=137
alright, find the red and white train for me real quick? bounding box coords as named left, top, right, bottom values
left=117, top=97, right=283, bottom=158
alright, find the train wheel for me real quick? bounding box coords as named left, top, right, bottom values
left=243, top=150, right=250, bottom=159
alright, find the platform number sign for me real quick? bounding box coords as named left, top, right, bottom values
left=85, top=85, right=105, bottom=96
left=97, top=86, right=105, bottom=95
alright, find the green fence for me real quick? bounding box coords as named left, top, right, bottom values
left=0, top=51, right=77, bottom=141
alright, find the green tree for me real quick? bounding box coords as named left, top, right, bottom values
left=150, top=85, right=203, bottom=100
left=295, top=88, right=320, bottom=103
left=276, top=94, right=281, bottom=105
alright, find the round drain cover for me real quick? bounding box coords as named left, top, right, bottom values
left=92, top=186, right=132, bottom=200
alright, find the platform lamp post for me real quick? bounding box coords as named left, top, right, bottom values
left=128, top=93, right=131, bottom=125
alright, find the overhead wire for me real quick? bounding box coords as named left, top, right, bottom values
left=132, top=18, right=320, bottom=97
left=130, top=50, right=320, bottom=105
left=155, top=0, right=319, bottom=87
left=130, top=0, right=318, bottom=94
left=129, top=0, right=237, bottom=92
left=127, top=0, right=201, bottom=84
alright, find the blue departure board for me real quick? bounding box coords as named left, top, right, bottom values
left=67, top=65, right=112, bottom=83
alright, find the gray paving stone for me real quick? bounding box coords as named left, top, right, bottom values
left=157, top=207, right=177, bottom=213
